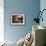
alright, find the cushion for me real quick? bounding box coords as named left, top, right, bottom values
left=17, top=37, right=25, bottom=46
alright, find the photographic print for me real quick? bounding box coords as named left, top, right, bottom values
left=11, top=14, right=25, bottom=25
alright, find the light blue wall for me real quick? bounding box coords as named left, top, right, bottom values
left=40, top=0, right=46, bottom=27
left=4, top=0, right=40, bottom=42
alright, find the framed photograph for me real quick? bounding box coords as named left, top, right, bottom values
left=11, top=14, right=25, bottom=25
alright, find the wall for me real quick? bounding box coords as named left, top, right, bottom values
left=40, top=0, right=46, bottom=27
left=0, top=0, right=4, bottom=42
left=4, top=0, right=40, bottom=42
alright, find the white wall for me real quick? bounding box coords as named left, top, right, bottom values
left=0, top=0, right=4, bottom=42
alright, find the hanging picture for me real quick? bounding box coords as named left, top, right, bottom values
left=11, top=14, right=25, bottom=25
